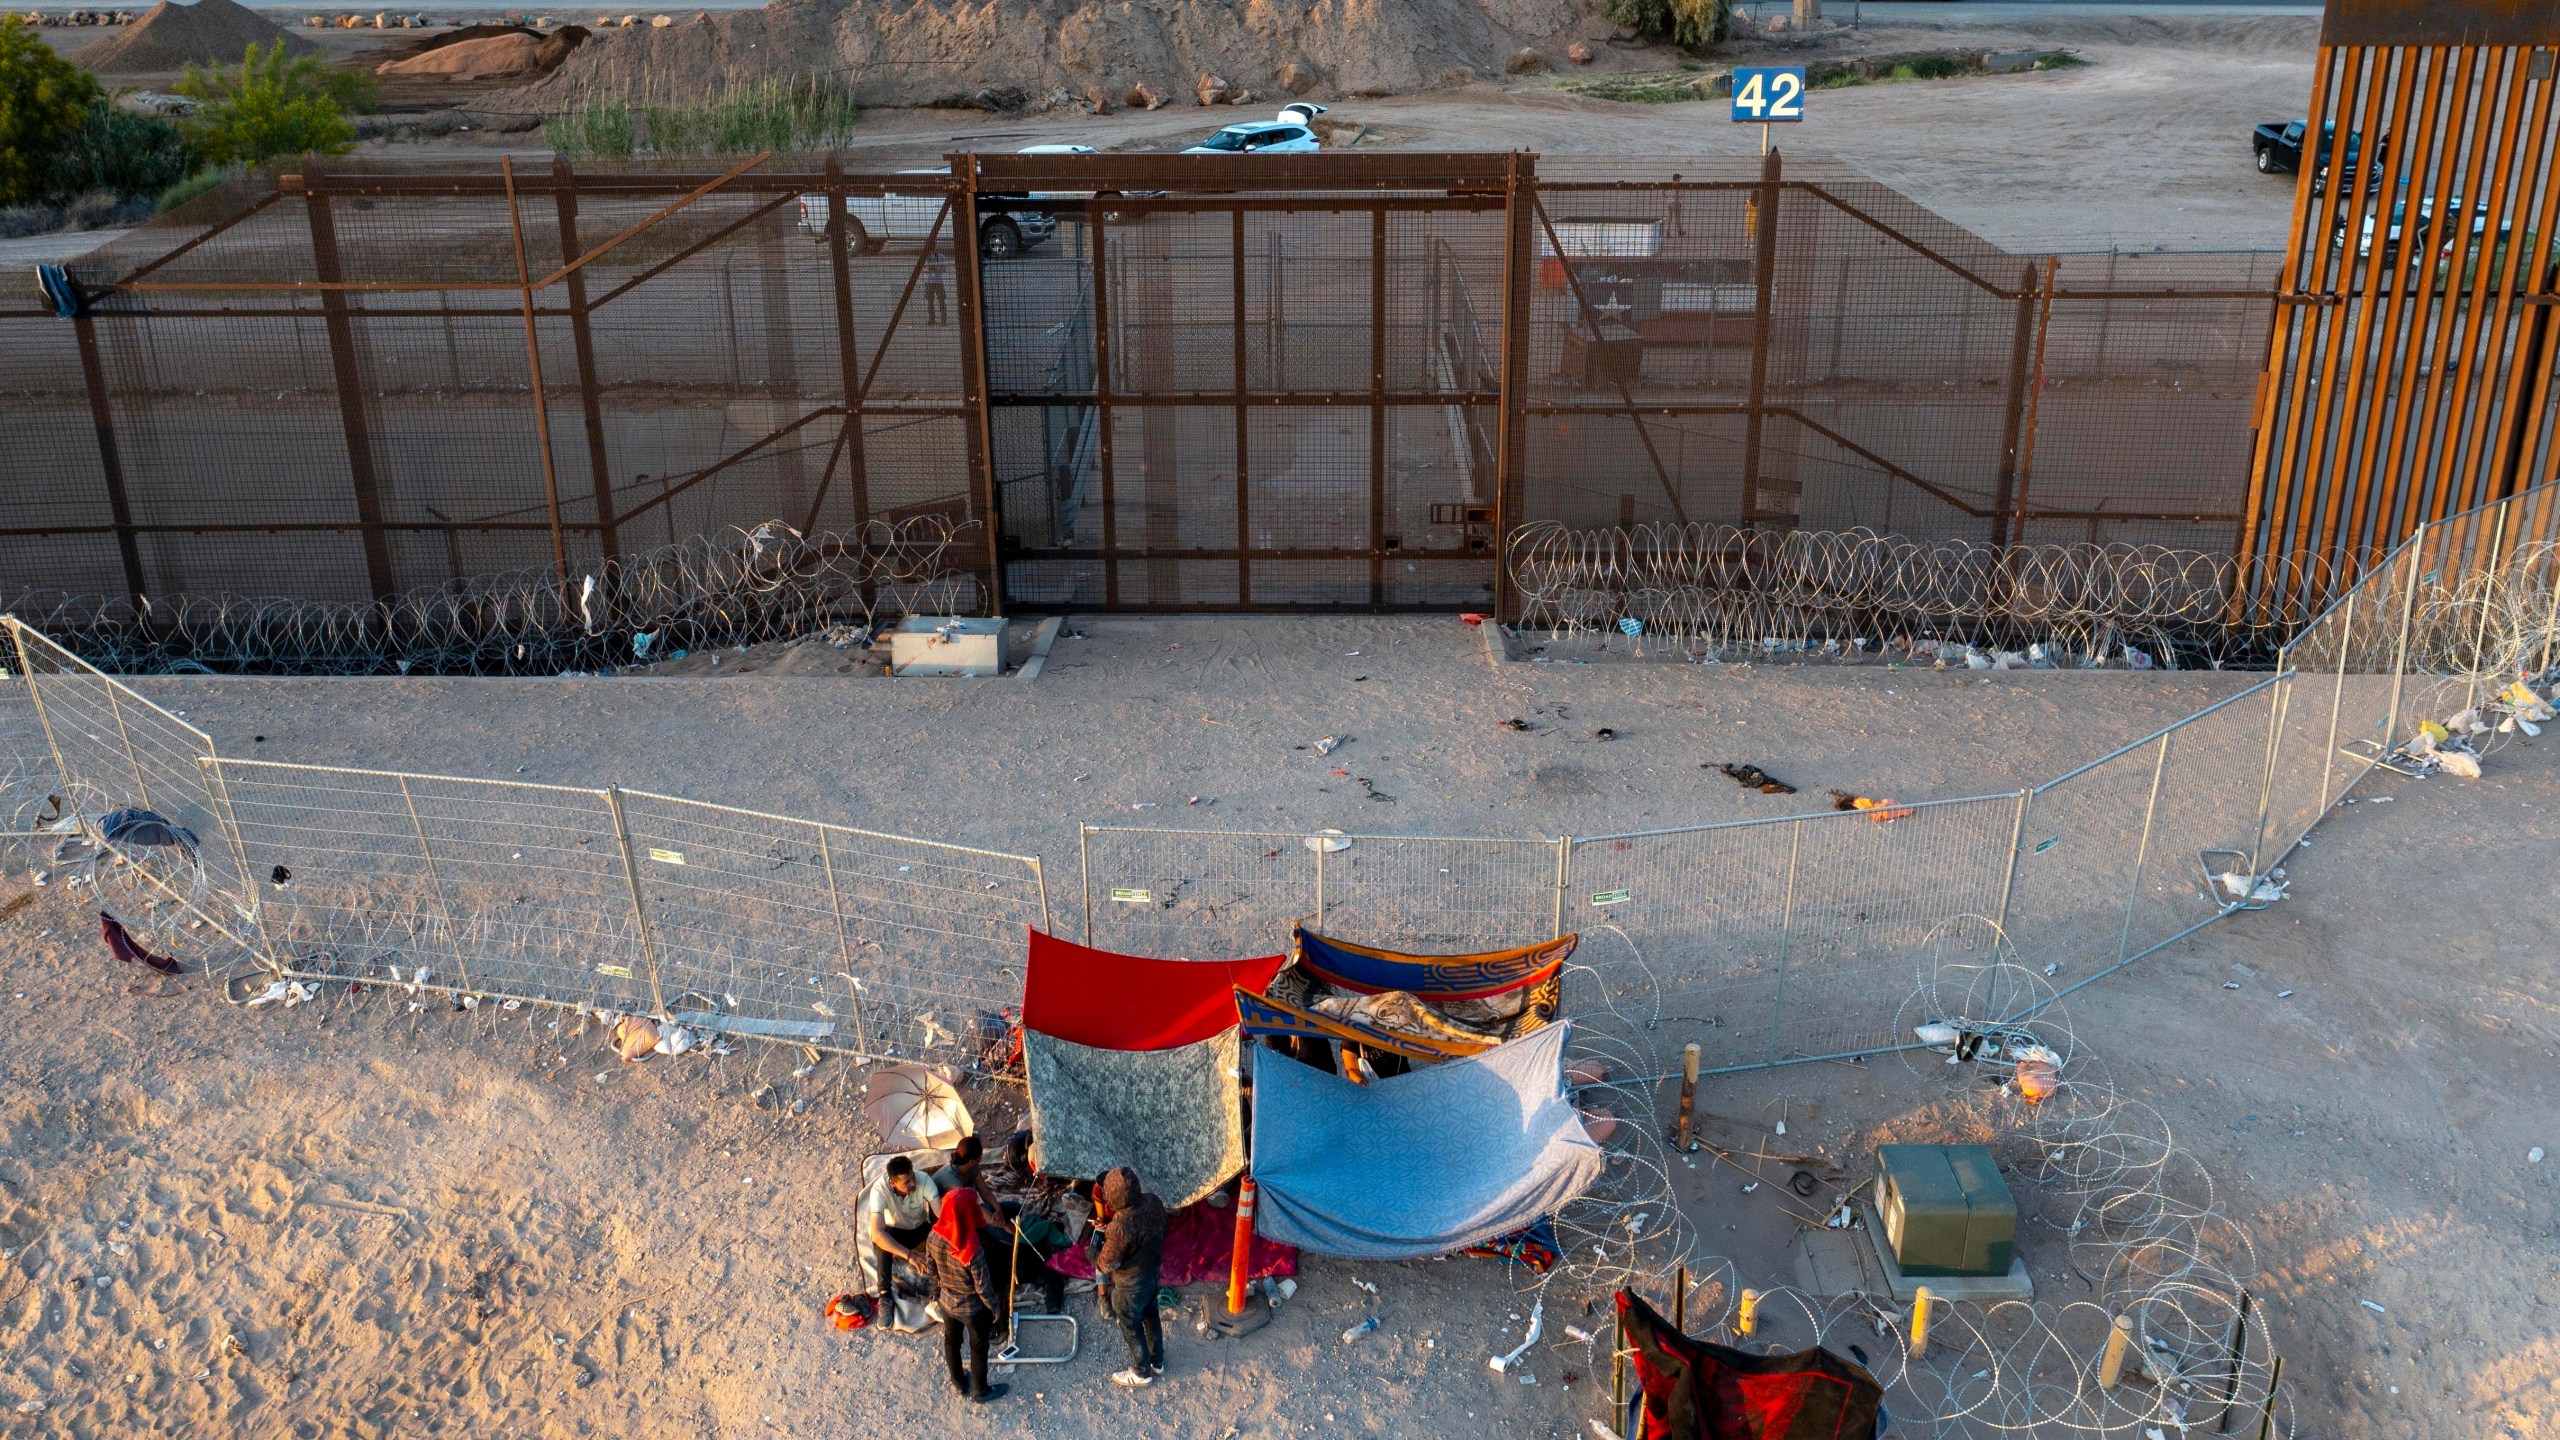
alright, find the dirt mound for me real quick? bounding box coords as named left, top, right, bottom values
left=377, top=31, right=543, bottom=78
left=509, top=0, right=1599, bottom=109
left=77, top=0, right=316, bottom=76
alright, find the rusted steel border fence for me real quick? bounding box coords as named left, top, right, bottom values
left=2, top=151, right=2284, bottom=648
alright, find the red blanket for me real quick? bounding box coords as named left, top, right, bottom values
left=1023, top=929, right=1286, bottom=1052
left=1046, top=1195, right=1300, bottom=1287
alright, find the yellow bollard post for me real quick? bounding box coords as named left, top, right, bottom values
left=2098, top=1313, right=2133, bottom=1389
left=1737, top=1288, right=1759, bottom=1338
left=1910, top=1286, right=1933, bottom=1360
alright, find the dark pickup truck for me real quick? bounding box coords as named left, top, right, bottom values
left=2253, top=120, right=2382, bottom=194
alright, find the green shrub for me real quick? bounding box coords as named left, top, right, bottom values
left=545, top=98, right=635, bottom=156
left=175, top=41, right=375, bottom=168
left=0, top=16, right=101, bottom=204
left=640, top=78, right=859, bottom=154
left=156, top=163, right=243, bottom=215
left=1595, top=0, right=1733, bottom=53
left=49, top=101, right=197, bottom=201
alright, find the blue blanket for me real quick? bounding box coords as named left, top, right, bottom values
left=1248, top=1022, right=1604, bottom=1260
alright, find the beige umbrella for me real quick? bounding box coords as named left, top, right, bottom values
left=864, top=1064, right=974, bottom=1152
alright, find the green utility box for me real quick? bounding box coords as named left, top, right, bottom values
left=1875, top=1144, right=2016, bottom=1278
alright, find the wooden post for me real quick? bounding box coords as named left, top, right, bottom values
left=1611, top=1305, right=1625, bottom=1417
left=947, top=154, right=1007, bottom=613
left=1737, top=1288, right=1759, bottom=1338
left=2098, top=1313, right=2132, bottom=1389
left=1674, top=1042, right=1700, bottom=1150
left=1490, top=152, right=1537, bottom=623
left=1227, top=1176, right=1258, bottom=1315
left=1671, top=1265, right=1688, bottom=1332
left=1910, top=1285, right=1933, bottom=1360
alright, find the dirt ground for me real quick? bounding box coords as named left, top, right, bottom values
left=34, top=7, right=2322, bottom=253
left=0, top=615, right=2552, bottom=1437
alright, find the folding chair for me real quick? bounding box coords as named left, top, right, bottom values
left=993, top=1218, right=1077, bottom=1365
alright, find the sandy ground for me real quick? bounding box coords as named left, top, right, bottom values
left=0, top=615, right=2553, bottom=1437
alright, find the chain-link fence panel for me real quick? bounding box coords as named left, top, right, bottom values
left=617, top=789, right=1045, bottom=1065
left=214, top=761, right=655, bottom=1013
left=1567, top=794, right=2021, bottom=1071
left=5, top=618, right=248, bottom=939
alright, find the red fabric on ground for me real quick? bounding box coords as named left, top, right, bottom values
left=1046, top=1195, right=1300, bottom=1287
left=1022, top=929, right=1286, bottom=1052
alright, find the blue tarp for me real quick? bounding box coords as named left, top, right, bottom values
left=1248, top=1022, right=1605, bottom=1260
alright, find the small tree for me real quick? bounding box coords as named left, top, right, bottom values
left=175, top=40, right=375, bottom=168
left=0, top=16, right=102, bottom=205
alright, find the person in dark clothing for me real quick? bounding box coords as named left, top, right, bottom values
left=1091, top=1166, right=1168, bottom=1385
left=986, top=1215, right=1069, bottom=1318
left=923, top=1188, right=1008, bottom=1403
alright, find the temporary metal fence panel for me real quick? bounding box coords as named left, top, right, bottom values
left=4, top=618, right=250, bottom=937
left=1078, top=826, right=1557, bottom=961
left=616, top=788, right=1047, bottom=1063
left=213, top=761, right=657, bottom=1013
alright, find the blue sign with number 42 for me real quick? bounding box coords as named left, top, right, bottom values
left=1730, top=66, right=1807, bottom=123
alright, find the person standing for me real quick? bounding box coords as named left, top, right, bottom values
left=1092, top=1166, right=1167, bottom=1386
left=923, top=247, right=951, bottom=326
left=863, top=1156, right=940, bottom=1298
left=924, top=1188, right=1009, bottom=1404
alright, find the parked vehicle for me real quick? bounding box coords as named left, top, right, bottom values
left=1184, top=105, right=1328, bottom=154
left=2338, top=194, right=2508, bottom=264
left=2252, top=119, right=2384, bottom=195
left=795, top=166, right=1058, bottom=259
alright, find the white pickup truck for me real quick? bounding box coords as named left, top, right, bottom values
left=797, top=166, right=1059, bottom=260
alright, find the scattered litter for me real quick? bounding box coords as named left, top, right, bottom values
left=2360, top=1299, right=2387, bottom=1314
left=1340, top=1317, right=1379, bottom=1343
left=1489, top=1299, right=1542, bottom=1373
left=1499, top=717, right=1534, bottom=731
left=2042, top=962, right=2060, bottom=977
left=2276, top=990, right=2294, bottom=999
left=1741, top=1182, right=1758, bottom=1193
left=1618, top=617, right=1643, bottom=637
left=1773, top=1120, right=1786, bottom=1137
left=1714, top=762, right=1794, bottom=795
left=2440, top=751, right=2483, bottom=779
left=1593, top=727, right=1616, bottom=741
left=1460, top=613, right=1486, bottom=626
left=2222, top=981, right=2242, bottom=991
left=2531, top=1147, right=2545, bottom=1164
left=1564, top=1325, right=1594, bottom=1344
left=2215, top=870, right=2288, bottom=905
left=612, top=1015, right=661, bottom=1061
left=1314, top=735, right=1344, bottom=756
left=1303, top=830, right=1350, bottom=853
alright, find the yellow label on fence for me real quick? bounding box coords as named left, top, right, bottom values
left=647, top=848, right=685, bottom=865
left=596, top=963, right=634, bottom=979
left=1590, top=889, right=1632, bottom=907
left=1110, top=887, right=1153, bottom=904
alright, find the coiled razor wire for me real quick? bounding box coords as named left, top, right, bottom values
left=1508, top=523, right=2345, bottom=670
left=2, top=516, right=980, bottom=678
left=1531, top=918, right=2289, bottom=1439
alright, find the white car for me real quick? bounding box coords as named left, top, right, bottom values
left=1184, top=105, right=1327, bottom=155
left=1017, top=143, right=1100, bottom=201
left=796, top=164, right=1059, bottom=260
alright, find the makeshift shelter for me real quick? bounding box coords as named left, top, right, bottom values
left=1235, top=927, right=1571, bottom=1065
left=1018, top=930, right=1286, bottom=1207
left=1247, top=1021, right=1603, bottom=1259
left=1616, top=1290, right=1884, bottom=1440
